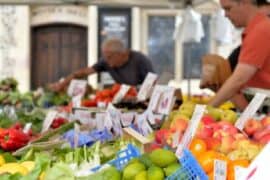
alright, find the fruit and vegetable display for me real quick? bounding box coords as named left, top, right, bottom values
left=0, top=77, right=268, bottom=180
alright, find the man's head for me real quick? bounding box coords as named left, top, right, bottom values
left=101, top=38, right=129, bottom=68
left=220, top=0, right=258, bottom=27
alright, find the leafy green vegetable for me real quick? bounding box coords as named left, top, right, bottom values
left=44, top=163, right=75, bottom=180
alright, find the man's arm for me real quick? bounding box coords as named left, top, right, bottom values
left=209, top=63, right=257, bottom=107
left=49, top=67, right=96, bottom=92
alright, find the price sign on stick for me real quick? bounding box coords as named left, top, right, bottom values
left=148, top=85, right=175, bottom=115
left=176, top=105, right=206, bottom=157
left=42, top=110, right=58, bottom=132
left=67, top=79, right=87, bottom=97
left=112, top=84, right=130, bottom=104
left=235, top=93, right=267, bottom=130
left=137, top=73, right=158, bottom=102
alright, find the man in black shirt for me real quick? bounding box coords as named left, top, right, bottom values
left=49, top=38, right=154, bottom=91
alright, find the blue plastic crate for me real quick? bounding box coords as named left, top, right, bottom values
left=166, top=149, right=208, bottom=180
left=91, top=144, right=140, bottom=172
left=109, top=144, right=141, bottom=170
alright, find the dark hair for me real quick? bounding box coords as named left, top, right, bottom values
left=256, top=0, right=270, bottom=6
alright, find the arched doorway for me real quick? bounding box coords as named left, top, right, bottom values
left=31, top=24, right=87, bottom=89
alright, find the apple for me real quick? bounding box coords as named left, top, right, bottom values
left=206, top=106, right=222, bottom=121
left=213, top=130, right=230, bottom=141
left=219, top=135, right=236, bottom=154
left=221, top=110, right=238, bottom=124
left=234, top=133, right=247, bottom=141
left=227, top=149, right=249, bottom=161
left=246, top=143, right=261, bottom=160
left=172, top=113, right=189, bottom=122
left=253, top=125, right=270, bottom=141
left=243, top=119, right=262, bottom=137
left=218, top=121, right=238, bottom=135
left=259, top=133, right=270, bottom=145
left=201, top=115, right=215, bottom=125
left=196, top=125, right=214, bottom=139
left=261, top=116, right=270, bottom=126
left=170, top=119, right=188, bottom=133
left=209, top=123, right=222, bottom=131
left=178, top=109, right=194, bottom=119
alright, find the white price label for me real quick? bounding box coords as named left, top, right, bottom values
left=73, top=109, right=92, bottom=124
left=235, top=93, right=267, bottom=130
left=106, top=104, right=122, bottom=136
left=74, top=123, right=80, bottom=148
left=214, top=159, right=227, bottom=180
left=136, top=111, right=153, bottom=136
left=72, top=95, right=82, bottom=108
left=234, top=166, right=247, bottom=180
left=23, top=123, right=32, bottom=134
left=96, top=113, right=106, bottom=131
left=137, top=73, right=158, bottom=101
left=148, top=85, right=175, bottom=115
left=176, top=105, right=206, bottom=157
left=112, top=84, right=130, bottom=104
left=67, top=79, right=87, bottom=97
left=42, top=110, right=58, bottom=132
left=121, top=112, right=136, bottom=127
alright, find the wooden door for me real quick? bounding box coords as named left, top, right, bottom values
left=31, top=24, right=87, bottom=90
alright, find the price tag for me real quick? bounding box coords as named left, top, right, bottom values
left=106, top=104, right=122, bottom=136
left=67, top=79, right=87, bottom=97
left=239, top=143, right=270, bottom=180
left=121, top=112, right=136, bottom=127
left=42, top=110, right=58, bottom=132
left=234, top=166, right=247, bottom=180
left=23, top=123, right=32, bottom=134
left=72, top=95, right=82, bottom=108
left=112, top=84, right=130, bottom=104
left=136, top=111, right=153, bottom=136
left=74, top=123, right=80, bottom=148
left=137, top=73, right=158, bottom=101
left=235, top=93, right=267, bottom=130
left=148, top=85, right=175, bottom=115
left=73, top=109, right=92, bottom=125
left=95, top=113, right=106, bottom=131
left=214, top=159, right=227, bottom=180
left=147, top=111, right=164, bottom=126
left=176, top=105, right=206, bottom=157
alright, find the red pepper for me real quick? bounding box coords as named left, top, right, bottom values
left=0, top=129, right=30, bottom=151
left=51, top=117, right=68, bottom=129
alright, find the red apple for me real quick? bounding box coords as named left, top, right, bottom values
left=170, top=119, right=188, bottom=133
left=244, top=119, right=262, bottom=137
left=201, top=115, right=215, bottom=125
left=209, top=123, right=222, bottom=131
left=261, top=116, right=270, bottom=126
left=218, top=121, right=238, bottom=135
left=253, top=125, right=270, bottom=141
left=234, top=133, right=247, bottom=141
left=196, top=125, right=214, bottom=139
left=259, top=133, right=270, bottom=145
left=219, top=135, right=236, bottom=154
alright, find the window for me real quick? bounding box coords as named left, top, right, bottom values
left=147, top=16, right=175, bottom=83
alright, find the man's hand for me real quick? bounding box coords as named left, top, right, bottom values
left=48, top=81, right=66, bottom=92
